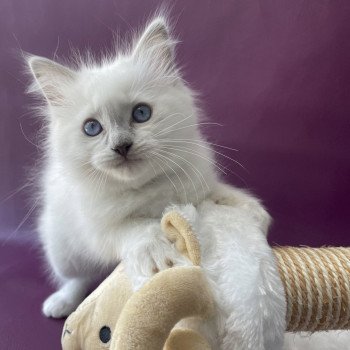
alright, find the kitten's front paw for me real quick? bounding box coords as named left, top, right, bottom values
left=211, top=194, right=271, bottom=235
left=42, top=290, right=81, bottom=318
left=125, top=236, right=190, bottom=290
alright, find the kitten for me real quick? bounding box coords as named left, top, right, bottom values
left=27, top=16, right=273, bottom=348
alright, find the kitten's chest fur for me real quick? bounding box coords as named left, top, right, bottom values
left=46, top=164, right=205, bottom=231
left=79, top=177, right=180, bottom=223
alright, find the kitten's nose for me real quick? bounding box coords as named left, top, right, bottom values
left=112, top=142, right=133, bottom=158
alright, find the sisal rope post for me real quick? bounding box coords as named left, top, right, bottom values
left=273, top=247, right=350, bottom=332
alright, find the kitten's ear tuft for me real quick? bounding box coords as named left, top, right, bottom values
left=27, top=56, right=76, bottom=106
left=132, top=17, right=176, bottom=71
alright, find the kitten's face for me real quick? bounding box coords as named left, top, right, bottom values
left=29, top=18, right=199, bottom=184
left=52, top=58, right=196, bottom=183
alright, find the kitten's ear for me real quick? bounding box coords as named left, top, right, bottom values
left=27, top=56, right=76, bottom=106
left=132, top=17, right=176, bottom=70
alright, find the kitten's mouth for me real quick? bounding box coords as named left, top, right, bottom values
left=96, top=156, right=145, bottom=179
left=117, top=157, right=138, bottom=166
left=108, top=156, right=142, bottom=169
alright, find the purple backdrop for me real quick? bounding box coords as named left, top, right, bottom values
left=0, top=0, right=349, bottom=348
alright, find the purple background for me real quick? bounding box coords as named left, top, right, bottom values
left=0, top=0, right=349, bottom=348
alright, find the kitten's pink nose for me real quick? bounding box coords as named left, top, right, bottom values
left=112, top=142, right=133, bottom=158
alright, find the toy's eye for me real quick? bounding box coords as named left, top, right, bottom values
left=99, top=326, right=111, bottom=343
left=132, top=103, right=152, bottom=123
left=83, top=119, right=103, bottom=136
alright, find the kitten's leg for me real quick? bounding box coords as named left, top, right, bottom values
left=42, top=277, right=92, bottom=318
left=40, top=226, right=104, bottom=318
left=210, top=182, right=272, bottom=235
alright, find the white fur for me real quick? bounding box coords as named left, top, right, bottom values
left=169, top=201, right=286, bottom=350
left=27, top=16, right=293, bottom=349
left=284, top=331, right=350, bottom=350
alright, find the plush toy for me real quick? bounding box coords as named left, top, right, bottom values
left=62, top=203, right=350, bottom=350
left=62, top=264, right=213, bottom=350
left=62, top=208, right=214, bottom=350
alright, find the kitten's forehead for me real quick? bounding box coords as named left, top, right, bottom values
left=80, top=60, right=138, bottom=105
left=79, top=54, right=174, bottom=107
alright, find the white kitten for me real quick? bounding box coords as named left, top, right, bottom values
left=27, top=16, right=273, bottom=348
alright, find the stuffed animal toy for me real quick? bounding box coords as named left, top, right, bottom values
left=62, top=201, right=350, bottom=350
left=62, top=206, right=214, bottom=350
left=62, top=264, right=214, bottom=350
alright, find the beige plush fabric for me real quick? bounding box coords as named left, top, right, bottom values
left=112, top=266, right=214, bottom=350
left=62, top=265, right=132, bottom=349
left=161, top=210, right=201, bottom=266
left=164, top=328, right=212, bottom=350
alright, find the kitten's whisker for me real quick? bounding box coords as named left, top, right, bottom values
left=102, top=169, right=110, bottom=195
left=95, top=170, right=106, bottom=199
left=87, top=173, right=100, bottom=211
left=159, top=148, right=209, bottom=189
left=84, top=167, right=98, bottom=181
left=145, top=155, right=158, bottom=178
left=2, top=199, right=40, bottom=246
left=16, top=110, right=34, bottom=120
left=100, top=168, right=109, bottom=192
left=150, top=152, right=182, bottom=192
left=14, top=199, right=39, bottom=233
left=74, top=160, right=94, bottom=170
left=160, top=145, right=227, bottom=175
left=0, top=183, right=31, bottom=204
left=86, top=168, right=98, bottom=181
left=88, top=169, right=104, bottom=209
left=161, top=145, right=246, bottom=184
left=148, top=153, right=179, bottom=195
left=19, top=122, right=39, bottom=148
left=154, top=151, right=199, bottom=203
left=156, top=122, right=222, bottom=137
left=153, top=114, right=193, bottom=137
left=154, top=154, right=189, bottom=203
left=161, top=145, right=247, bottom=185
left=159, top=138, right=239, bottom=152
left=151, top=112, right=187, bottom=130
left=158, top=148, right=209, bottom=196
left=160, top=140, right=247, bottom=172
left=93, top=170, right=105, bottom=207
left=6, top=70, right=27, bottom=87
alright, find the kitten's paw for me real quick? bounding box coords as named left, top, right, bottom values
left=210, top=192, right=271, bottom=235
left=42, top=291, right=81, bottom=318
left=125, top=236, right=190, bottom=290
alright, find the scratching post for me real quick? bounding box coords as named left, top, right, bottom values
left=274, top=247, right=350, bottom=332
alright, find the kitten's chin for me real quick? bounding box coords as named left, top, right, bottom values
left=100, top=158, right=151, bottom=183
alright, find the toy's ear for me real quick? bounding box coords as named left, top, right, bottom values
left=165, top=328, right=212, bottom=350
left=161, top=204, right=201, bottom=266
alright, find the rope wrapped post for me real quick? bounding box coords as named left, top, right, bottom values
left=273, top=247, right=350, bottom=332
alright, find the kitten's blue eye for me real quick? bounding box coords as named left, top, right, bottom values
left=83, top=119, right=103, bottom=137
left=132, top=104, right=152, bottom=123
